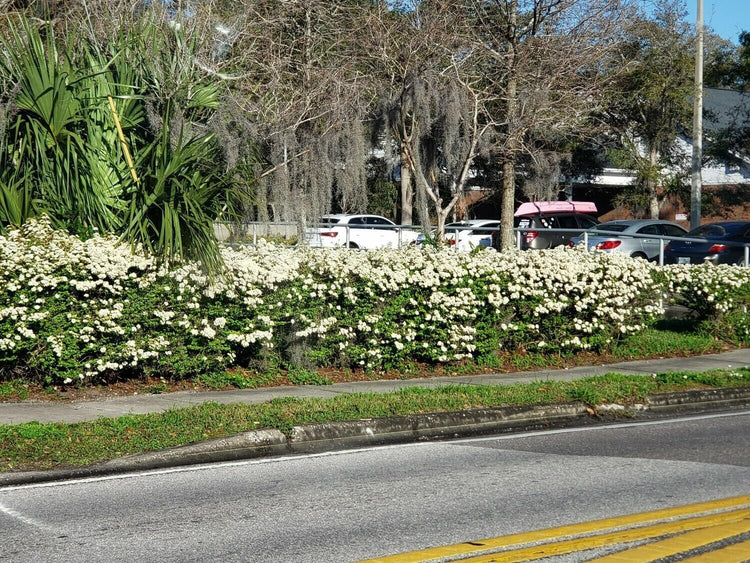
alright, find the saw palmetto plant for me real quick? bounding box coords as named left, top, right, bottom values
left=0, top=14, right=244, bottom=274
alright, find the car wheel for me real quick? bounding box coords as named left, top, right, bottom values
left=347, top=242, right=359, bottom=249
left=736, top=256, right=748, bottom=266
left=630, top=252, right=647, bottom=260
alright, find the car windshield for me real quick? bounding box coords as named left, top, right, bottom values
left=471, top=223, right=499, bottom=235
left=592, top=223, right=629, bottom=233
left=318, top=217, right=341, bottom=227
left=687, top=224, right=728, bottom=238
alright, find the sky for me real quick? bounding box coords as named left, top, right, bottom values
left=684, top=0, right=750, bottom=43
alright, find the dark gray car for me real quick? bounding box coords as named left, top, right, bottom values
left=664, top=222, right=750, bottom=265
left=570, top=219, right=687, bottom=260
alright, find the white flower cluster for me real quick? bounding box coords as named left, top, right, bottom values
left=664, top=263, right=750, bottom=318
left=2, top=219, right=747, bottom=383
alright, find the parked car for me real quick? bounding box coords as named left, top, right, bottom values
left=511, top=201, right=599, bottom=250
left=570, top=220, right=687, bottom=260
left=664, top=221, right=750, bottom=265
left=305, top=214, right=419, bottom=249
left=443, top=220, right=501, bottom=252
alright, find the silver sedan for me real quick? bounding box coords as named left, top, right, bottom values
left=570, top=219, right=687, bottom=260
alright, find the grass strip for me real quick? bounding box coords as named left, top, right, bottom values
left=612, top=320, right=722, bottom=360
left=2, top=368, right=749, bottom=473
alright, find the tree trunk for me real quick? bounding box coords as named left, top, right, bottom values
left=648, top=145, right=660, bottom=219
left=436, top=207, right=449, bottom=241
left=649, top=187, right=660, bottom=219
left=499, top=157, right=517, bottom=250
left=499, top=70, right=519, bottom=249
left=304, top=6, right=313, bottom=87
left=400, top=145, right=413, bottom=225
left=498, top=2, right=519, bottom=252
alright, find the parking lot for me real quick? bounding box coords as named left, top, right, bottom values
left=217, top=216, right=750, bottom=267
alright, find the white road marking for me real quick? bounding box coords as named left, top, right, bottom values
left=0, top=501, right=52, bottom=531
left=2, top=409, right=749, bottom=493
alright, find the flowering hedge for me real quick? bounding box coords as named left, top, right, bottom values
left=1, top=220, right=748, bottom=385
left=663, top=263, right=750, bottom=341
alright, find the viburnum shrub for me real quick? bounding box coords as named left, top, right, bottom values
left=2, top=218, right=734, bottom=386
left=663, top=264, right=750, bottom=342
left=663, top=264, right=750, bottom=319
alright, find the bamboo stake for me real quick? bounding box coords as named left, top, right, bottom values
left=107, top=95, right=140, bottom=186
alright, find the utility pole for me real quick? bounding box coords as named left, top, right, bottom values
left=690, top=0, right=704, bottom=230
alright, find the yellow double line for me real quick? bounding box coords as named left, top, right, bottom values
left=361, top=494, right=750, bottom=562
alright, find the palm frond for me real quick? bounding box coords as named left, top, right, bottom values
left=123, top=108, right=235, bottom=274
left=0, top=171, right=39, bottom=229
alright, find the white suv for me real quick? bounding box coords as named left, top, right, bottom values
left=444, top=220, right=501, bottom=252
left=305, top=214, right=419, bottom=249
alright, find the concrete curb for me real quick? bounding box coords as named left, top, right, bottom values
left=288, top=403, right=589, bottom=454
left=643, top=387, right=750, bottom=412
left=2, top=387, right=749, bottom=487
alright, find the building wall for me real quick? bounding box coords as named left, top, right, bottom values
left=598, top=185, right=750, bottom=228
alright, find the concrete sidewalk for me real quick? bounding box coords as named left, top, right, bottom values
left=3, top=349, right=749, bottom=425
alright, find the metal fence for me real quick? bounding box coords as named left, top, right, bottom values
left=214, top=221, right=299, bottom=245
left=508, top=226, right=750, bottom=266
left=215, top=221, right=750, bottom=267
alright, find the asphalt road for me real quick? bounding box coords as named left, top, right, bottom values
left=2, top=410, right=750, bottom=562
